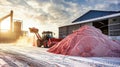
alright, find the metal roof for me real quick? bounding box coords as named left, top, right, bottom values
left=72, top=10, right=120, bottom=23
left=59, top=12, right=120, bottom=27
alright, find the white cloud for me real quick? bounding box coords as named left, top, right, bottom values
left=0, top=0, right=119, bottom=37
left=0, top=0, right=12, bottom=5
left=94, top=4, right=108, bottom=10
left=26, top=0, right=41, bottom=9
left=105, top=0, right=120, bottom=4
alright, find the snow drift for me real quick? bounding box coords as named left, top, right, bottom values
left=48, top=25, right=120, bottom=57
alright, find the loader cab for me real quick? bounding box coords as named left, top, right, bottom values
left=42, top=31, right=53, bottom=39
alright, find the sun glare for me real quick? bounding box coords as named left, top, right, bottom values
left=0, top=18, right=10, bottom=32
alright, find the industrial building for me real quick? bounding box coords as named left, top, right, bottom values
left=0, top=20, right=24, bottom=43
left=59, top=10, right=120, bottom=40
left=0, top=10, right=27, bottom=43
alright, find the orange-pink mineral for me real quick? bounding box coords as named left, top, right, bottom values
left=48, top=25, right=120, bottom=57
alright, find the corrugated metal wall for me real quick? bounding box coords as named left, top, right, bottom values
left=59, top=24, right=81, bottom=38
left=59, top=23, right=92, bottom=38
left=59, top=16, right=120, bottom=38
left=108, top=16, right=120, bottom=36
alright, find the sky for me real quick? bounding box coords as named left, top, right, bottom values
left=0, top=0, right=120, bottom=37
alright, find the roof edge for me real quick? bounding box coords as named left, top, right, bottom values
left=60, top=13, right=120, bottom=27
left=72, top=10, right=120, bottom=23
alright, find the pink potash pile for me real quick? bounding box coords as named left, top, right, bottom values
left=48, top=25, right=120, bottom=57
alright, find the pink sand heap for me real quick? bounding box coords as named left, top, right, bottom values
left=48, top=25, right=120, bottom=57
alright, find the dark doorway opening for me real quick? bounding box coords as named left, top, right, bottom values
left=93, top=20, right=108, bottom=35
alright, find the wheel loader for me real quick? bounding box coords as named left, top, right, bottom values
left=29, top=27, right=62, bottom=48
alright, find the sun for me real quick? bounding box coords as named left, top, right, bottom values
left=0, top=18, right=10, bottom=32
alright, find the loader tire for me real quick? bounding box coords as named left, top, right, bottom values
left=37, top=39, right=42, bottom=47
left=43, top=41, right=49, bottom=48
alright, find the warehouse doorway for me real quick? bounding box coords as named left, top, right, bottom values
left=93, top=19, right=108, bottom=35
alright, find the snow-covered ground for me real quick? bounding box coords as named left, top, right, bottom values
left=0, top=44, right=120, bottom=67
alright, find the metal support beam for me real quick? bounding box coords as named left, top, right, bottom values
left=0, top=10, right=13, bottom=32
left=10, top=10, right=13, bottom=32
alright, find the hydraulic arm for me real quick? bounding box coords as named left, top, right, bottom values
left=29, top=27, right=42, bottom=40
